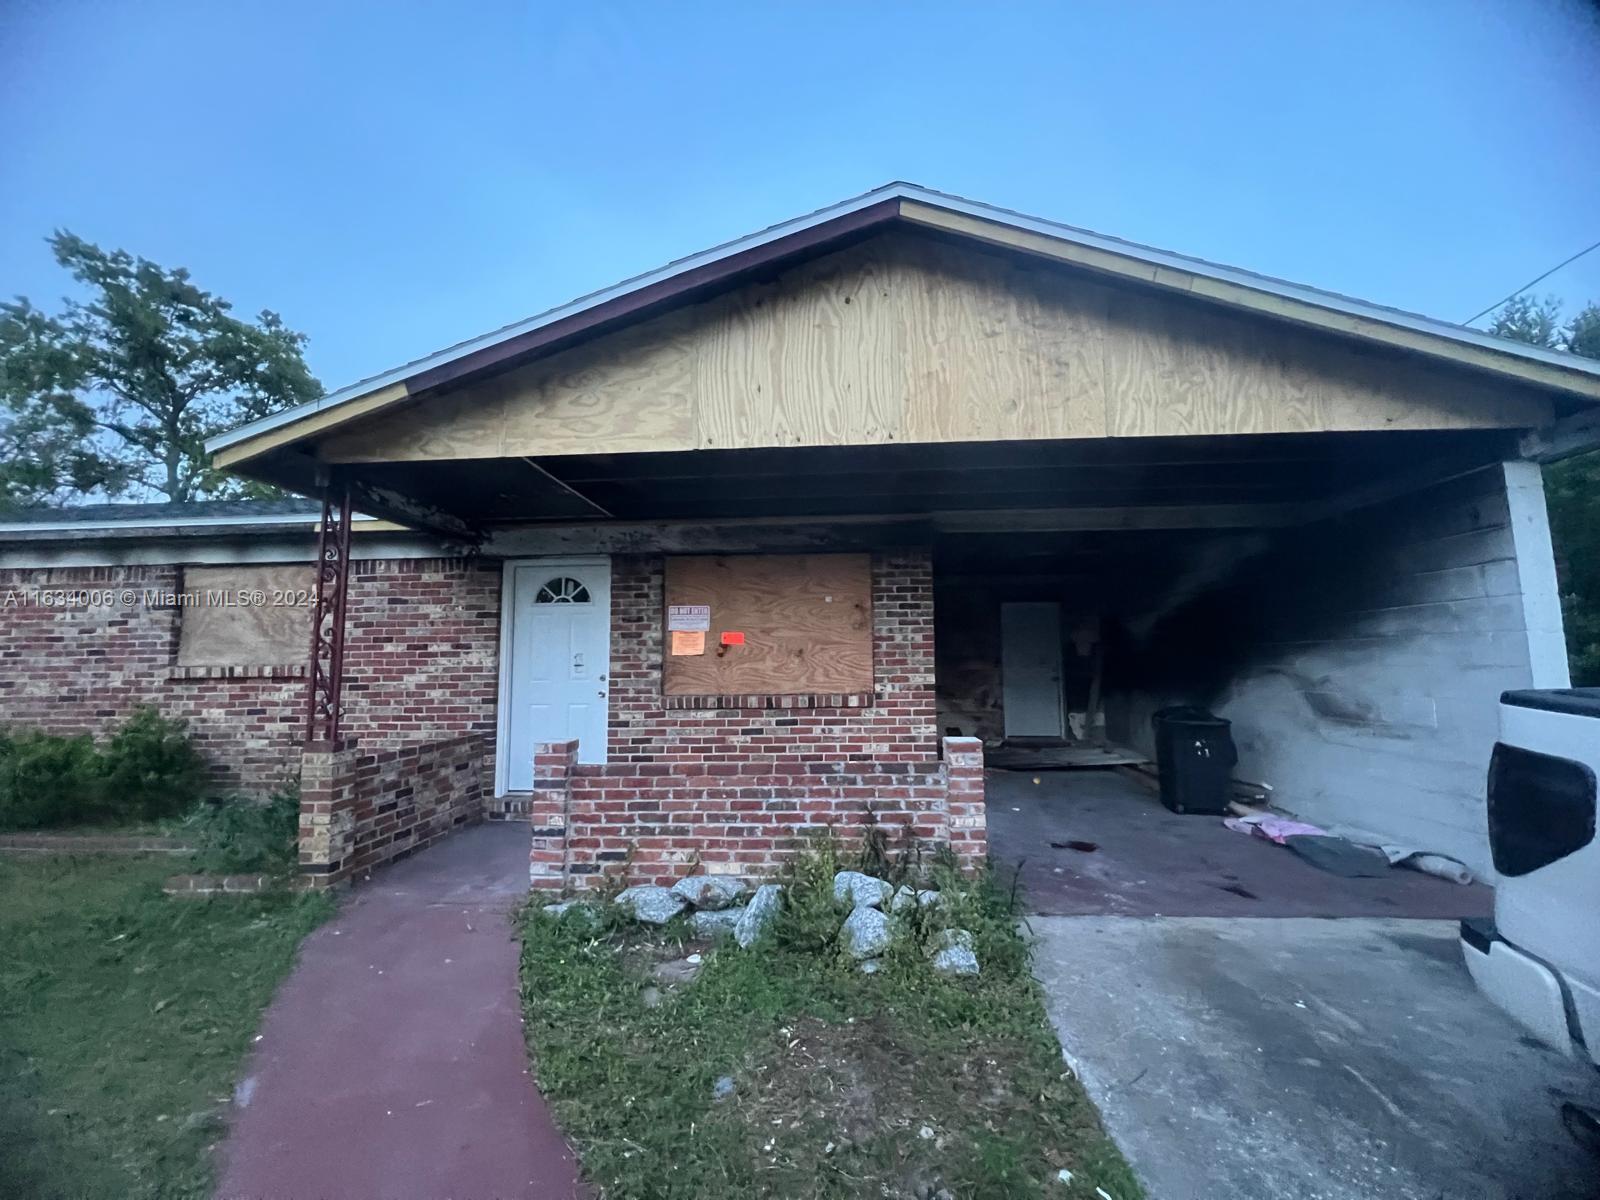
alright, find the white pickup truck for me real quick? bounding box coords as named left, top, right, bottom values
left=1461, top=687, right=1600, bottom=1147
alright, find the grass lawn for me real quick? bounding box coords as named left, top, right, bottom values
left=0, top=853, right=332, bottom=1199
left=520, top=847, right=1143, bottom=1200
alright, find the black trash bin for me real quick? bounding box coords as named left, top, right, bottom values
left=1151, top=706, right=1238, bottom=815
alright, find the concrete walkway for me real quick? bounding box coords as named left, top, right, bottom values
left=1032, top=917, right=1600, bottom=1200
left=215, top=824, right=585, bottom=1200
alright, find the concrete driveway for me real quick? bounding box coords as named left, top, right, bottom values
left=1032, top=916, right=1600, bottom=1200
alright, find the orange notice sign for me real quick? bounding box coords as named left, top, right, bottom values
left=720, top=631, right=745, bottom=646
left=670, top=629, right=705, bottom=656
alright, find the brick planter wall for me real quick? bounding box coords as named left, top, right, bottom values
left=527, top=734, right=986, bottom=889
left=299, top=733, right=487, bottom=885
left=528, top=739, right=579, bottom=888
left=0, top=558, right=499, bottom=794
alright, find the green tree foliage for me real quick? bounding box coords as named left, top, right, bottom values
left=1567, top=301, right=1600, bottom=359
left=0, top=301, right=126, bottom=507
left=1489, top=295, right=1600, bottom=684
left=0, top=232, right=320, bottom=507
left=1488, top=293, right=1564, bottom=348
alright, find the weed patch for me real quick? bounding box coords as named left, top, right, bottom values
left=520, top=837, right=1141, bottom=1199
left=178, top=787, right=300, bottom=875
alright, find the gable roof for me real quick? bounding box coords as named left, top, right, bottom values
left=210, top=182, right=1600, bottom=469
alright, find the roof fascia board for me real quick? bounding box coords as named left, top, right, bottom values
left=1519, top=407, right=1600, bottom=463
left=0, top=532, right=445, bottom=570
left=0, top=513, right=398, bottom=537
left=211, top=382, right=410, bottom=469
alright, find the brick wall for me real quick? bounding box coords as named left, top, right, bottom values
left=3, top=548, right=991, bottom=886
left=342, top=558, right=500, bottom=755
left=0, top=558, right=500, bottom=795
left=528, top=734, right=986, bottom=889
left=527, top=552, right=988, bottom=888
left=607, top=552, right=938, bottom=765
left=299, top=733, right=487, bottom=884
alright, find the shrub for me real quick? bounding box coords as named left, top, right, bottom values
left=0, top=729, right=102, bottom=830
left=182, top=788, right=300, bottom=875
left=99, top=708, right=207, bottom=822
left=0, top=709, right=208, bottom=831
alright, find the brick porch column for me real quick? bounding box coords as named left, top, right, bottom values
left=942, top=735, right=987, bottom=872
left=299, top=738, right=360, bottom=887
left=528, top=739, right=578, bottom=890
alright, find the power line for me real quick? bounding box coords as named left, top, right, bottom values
left=1465, top=237, right=1600, bottom=326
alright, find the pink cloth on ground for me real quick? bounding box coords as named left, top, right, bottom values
left=1222, top=813, right=1327, bottom=844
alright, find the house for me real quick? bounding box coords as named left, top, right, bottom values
left=5, top=183, right=1598, bottom=889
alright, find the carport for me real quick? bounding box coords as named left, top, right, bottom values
left=932, top=425, right=1576, bottom=890
left=203, top=184, right=1600, bottom=889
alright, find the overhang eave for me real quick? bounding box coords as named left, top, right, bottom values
left=241, top=428, right=1519, bottom=546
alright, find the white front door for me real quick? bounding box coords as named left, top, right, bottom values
left=1001, top=601, right=1065, bottom=739
left=501, top=559, right=611, bottom=791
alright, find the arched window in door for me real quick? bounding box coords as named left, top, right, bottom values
left=534, top=577, right=591, bottom=605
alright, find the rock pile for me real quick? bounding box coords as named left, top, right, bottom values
left=543, top=866, right=980, bottom=978
left=830, top=870, right=980, bottom=978
left=545, top=873, right=782, bottom=948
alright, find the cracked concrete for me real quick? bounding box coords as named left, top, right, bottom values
left=1031, top=916, right=1600, bottom=1200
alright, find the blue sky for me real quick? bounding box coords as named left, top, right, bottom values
left=2, top=0, right=1598, bottom=393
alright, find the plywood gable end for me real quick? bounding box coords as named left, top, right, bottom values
left=313, top=231, right=1553, bottom=463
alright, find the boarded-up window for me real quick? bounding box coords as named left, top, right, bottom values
left=176, top=565, right=314, bottom=666
left=662, top=555, right=872, bottom=695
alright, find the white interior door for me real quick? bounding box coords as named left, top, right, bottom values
left=1001, top=601, right=1065, bottom=739
left=503, top=560, right=611, bottom=790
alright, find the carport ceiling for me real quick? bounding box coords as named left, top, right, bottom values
left=353, top=427, right=1515, bottom=526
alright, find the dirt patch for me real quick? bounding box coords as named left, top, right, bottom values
left=714, top=1015, right=1053, bottom=1199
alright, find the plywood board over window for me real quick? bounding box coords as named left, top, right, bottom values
left=663, top=555, right=872, bottom=695
left=176, top=564, right=313, bottom=666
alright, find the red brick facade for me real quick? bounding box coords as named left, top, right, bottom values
left=526, top=552, right=987, bottom=888
left=0, top=564, right=303, bottom=788
left=2, top=547, right=988, bottom=887
left=0, top=558, right=499, bottom=794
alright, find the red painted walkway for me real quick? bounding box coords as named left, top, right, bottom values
left=214, top=824, right=586, bottom=1200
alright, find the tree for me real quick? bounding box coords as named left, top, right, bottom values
left=1567, top=302, right=1600, bottom=359
left=0, top=232, right=320, bottom=505
left=1487, top=293, right=1564, bottom=348
left=1488, top=294, right=1600, bottom=684
left=0, top=301, right=125, bottom=508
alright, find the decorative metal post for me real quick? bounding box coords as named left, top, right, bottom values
left=305, top=482, right=353, bottom=745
